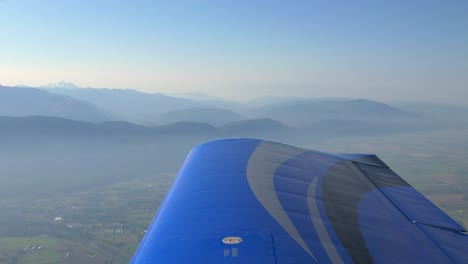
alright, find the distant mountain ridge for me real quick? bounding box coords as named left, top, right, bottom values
left=0, top=86, right=117, bottom=122
left=8, top=83, right=465, bottom=130
left=243, top=96, right=350, bottom=108
left=43, top=86, right=201, bottom=124
left=158, top=107, right=245, bottom=126
left=243, top=98, right=420, bottom=126
left=41, top=81, right=81, bottom=89
left=41, top=84, right=423, bottom=127
left=221, top=118, right=288, bottom=133
left=0, top=116, right=290, bottom=137
left=388, top=101, right=468, bottom=124
left=1, top=115, right=442, bottom=142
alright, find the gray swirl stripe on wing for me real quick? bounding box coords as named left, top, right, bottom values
left=246, top=141, right=316, bottom=259
left=307, top=177, right=344, bottom=264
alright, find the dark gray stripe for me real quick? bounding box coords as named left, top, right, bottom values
left=321, top=161, right=409, bottom=263
left=307, top=177, right=344, bottom=264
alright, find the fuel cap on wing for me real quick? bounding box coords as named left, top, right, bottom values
left=222, top=236, right=243, bottom=244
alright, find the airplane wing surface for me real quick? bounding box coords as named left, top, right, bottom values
left=131, top=138, right=467, bottom=263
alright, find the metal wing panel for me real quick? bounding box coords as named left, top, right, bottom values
left=420, top=225, right=468, bottom=263
left=132, top=138, right=467, bottom=263
left=356, top=163, right=465, bottom=232
left=131, top=138, right=306, bottom=263
left=357, top=187, right=453, bottom=263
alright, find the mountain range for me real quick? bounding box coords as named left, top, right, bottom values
left=1, top=83, right=466, bottom=136
left=0, top=116, right=288, bottom=138
left=0, top=86, right=115, bottom=122
left=242, top=98, right=420, bottom=126
left=42, top=86, right=201, bottom=124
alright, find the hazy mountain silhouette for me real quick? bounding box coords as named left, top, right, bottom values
left=302, top=119, right=438, bottom=136
left=99, top=121, right=152, bottom=135
left=243, top=99, right=420, bottom=126
left=158, top=107, right=245, bottom=126
left=0, top=116, right=108, bottom=136
left=44, top=86, right=201, bottom=124
left=0, top=86, right=116, bottom=122
left=0, top=116, right=293, bottom=139
left=243, top=96, right=350, bottom=108
left=38, top=83, right=425, bottom=128
left=5, top=84, right=458, bottom=135
left=155, top=121, right=217, bottom=135
left=168, top=92, right=224, bottom=102
left=0, top=116, right=217, bottom=137
left=221, top=118, right=289, bottom=134
left=167, top=93, right=243, bottom=110
left=389, top=101, right=468, bottom=124
left=41, top=81, right=81, bottom=89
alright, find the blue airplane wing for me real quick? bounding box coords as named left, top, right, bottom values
left=131, top=138, right=467, bottom=263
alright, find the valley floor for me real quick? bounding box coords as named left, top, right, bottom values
left=0, top=129, right=467, bottom=263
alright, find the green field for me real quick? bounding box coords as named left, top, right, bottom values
left=0, top=236, right=70, bottom=264
left=0, top=173, right=173, bottom=264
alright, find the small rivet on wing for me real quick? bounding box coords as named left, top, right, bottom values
left=222, top=236, right=243, bottom=244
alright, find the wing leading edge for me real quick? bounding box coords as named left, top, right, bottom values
left=131, top=138, right=467, bottom=263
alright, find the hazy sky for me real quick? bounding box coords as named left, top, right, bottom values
left=1, top=0, right=467, bottom=104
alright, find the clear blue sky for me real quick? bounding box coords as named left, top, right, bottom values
left=1, top=0, right=467, bottom=104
